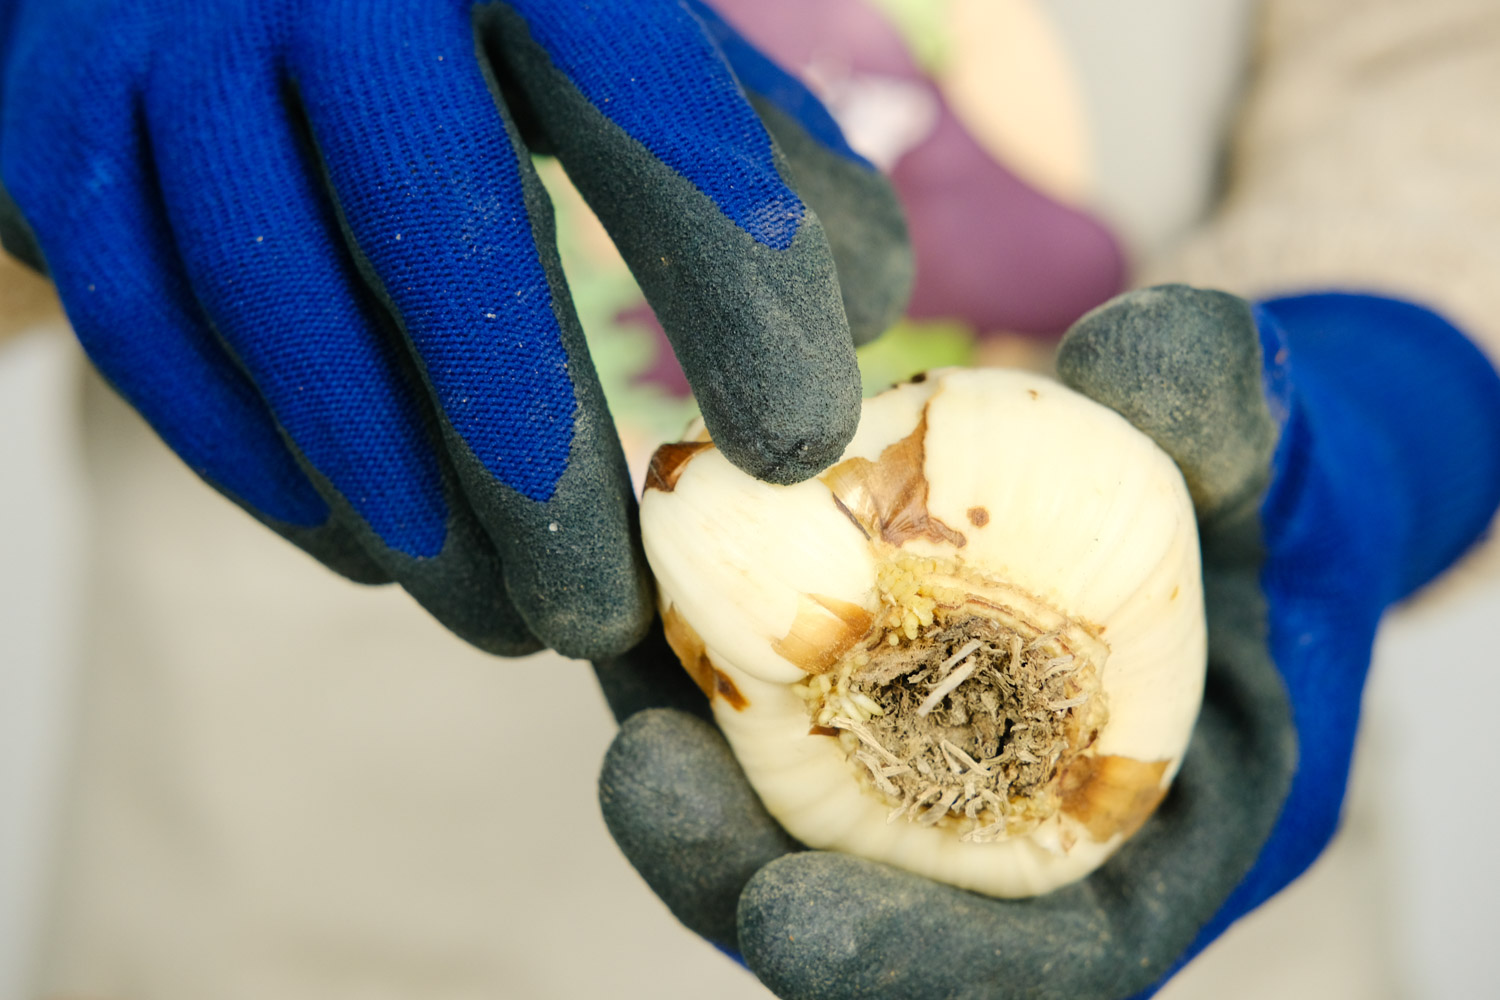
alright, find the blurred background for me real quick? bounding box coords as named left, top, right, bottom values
left=4, top=0, right=1500, bottom=996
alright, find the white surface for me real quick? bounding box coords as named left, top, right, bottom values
left=1045, top=0, right=1258, bottom=258
left=1365, top=578, right=1500, bottom=999
left=0, top=328, right=85, bottom=1000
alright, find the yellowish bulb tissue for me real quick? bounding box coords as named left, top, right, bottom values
left=640, top=368, right=1206, bottom=898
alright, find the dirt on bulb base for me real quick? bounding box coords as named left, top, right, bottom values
left=803, top=565, right=1108, bottom=843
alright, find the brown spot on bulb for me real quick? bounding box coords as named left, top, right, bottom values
left=831, top=494, right=871, bottom=540
left=661, top=603, right=715, bottom=700
left=819, top=406, right=967, bottom=549
left=714, top=669, right=748, bottom=710
left=967, top=506, right=990, bottom=527
left=1059, top=754, right=1169, bottom=842
left=772, top=593, right=875, bottom=673
left=662, top=602, right=752, bottom=710
left=644, top=441, right=713, bottom=493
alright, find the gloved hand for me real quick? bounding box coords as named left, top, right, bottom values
left=593, top=285, right=1500, bottom=998
left=0, top=0, right=910, bottom=659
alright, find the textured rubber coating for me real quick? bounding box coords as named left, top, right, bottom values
left=602, top=710, right=801, bottom=950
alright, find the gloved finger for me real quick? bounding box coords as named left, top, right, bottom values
left=591, top=615, right=796, bottom=950
left=1055, top=285, right=1278, bottom=539
left=736, top=564, right=1293, bottom=1000
left=686, top=0, right=913, bottom=346
left=599, top=708, right=800, bottom=951
left=142, top=17, right=537, bottom=656
left=1052, top=283, right=1498, bottom=572
left=590, top=618, right=715, bottom=725
left=484, top=0, right=864, bottom=485
left=291, top=1, right=650, bottom=660
left=0, top=66, right=385, bottom=587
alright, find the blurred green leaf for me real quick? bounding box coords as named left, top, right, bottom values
left=856, top=318, right=977, bottom=397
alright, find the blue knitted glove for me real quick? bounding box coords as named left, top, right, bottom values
left=0, top=0, right=910, bottom=658
left=593, top=285, right=1500, bottom=998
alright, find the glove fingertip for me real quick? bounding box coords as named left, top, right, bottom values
left=520, top=576, right=653, bottom=662
left=1057, top=284, right=1277, bottom=524
left=488, top=464, right=655, bottom=663
left=739, top=853, right=1002, bottom=1000
left=272, top=515, right=391, bottom=586
left=601, top=709, right=798, bottom=949
left=737, top=853, right=874, bottom=1000
left=386, top=534, right=544, bottom=658
left=700, top=361, right=861, bottom=485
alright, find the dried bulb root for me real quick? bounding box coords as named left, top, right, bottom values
left=802, top=554, right=1109, bottom=845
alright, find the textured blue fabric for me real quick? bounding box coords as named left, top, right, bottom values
left=507, top=0, right=805, bottom=250
left=0, top=2, right=332, bottom=530
left=0, top=0, right=836, bottom=558
left=294, top=0, right=577, bottom=515
left=683, top=0, right=872, bottom=170
left=146, top=6, right=450, bottom=556
left=1135, top=292, right=1500, bottom=997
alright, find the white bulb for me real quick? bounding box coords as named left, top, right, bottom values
left=641, top=369, right=1206, bottom=898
